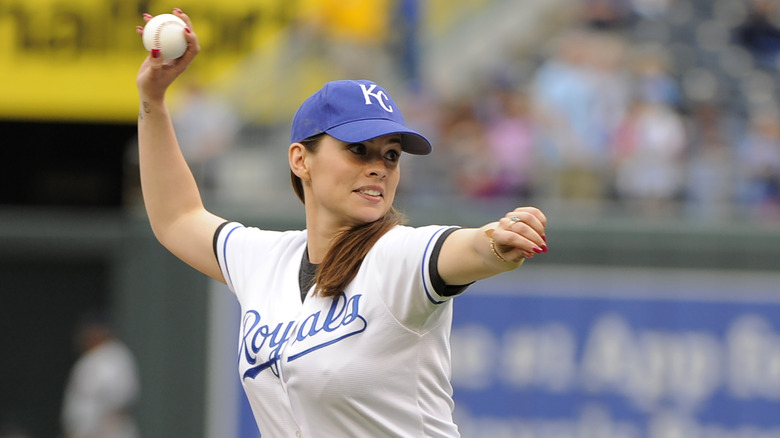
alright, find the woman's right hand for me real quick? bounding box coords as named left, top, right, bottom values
left=136, top=9, right=200, bottom=102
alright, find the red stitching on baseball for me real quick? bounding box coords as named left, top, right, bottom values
left=153, top=20, right=180, bottom=50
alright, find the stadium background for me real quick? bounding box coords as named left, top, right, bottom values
left=2, top=0, right=780, bottom=437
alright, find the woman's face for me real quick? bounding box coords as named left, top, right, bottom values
left=306, top=133, right=402, bottom=227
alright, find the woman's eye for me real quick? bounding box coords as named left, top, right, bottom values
left=385, top=150, right=400, bottom=162
left=348, top=143, right=366, bottom=154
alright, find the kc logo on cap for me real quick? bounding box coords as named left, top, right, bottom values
left=290, top=80, right=432, bottom=155
left=359, top=84, right=394, bottom=113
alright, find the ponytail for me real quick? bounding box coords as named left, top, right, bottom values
left=315, top=207, right=406, bottom=298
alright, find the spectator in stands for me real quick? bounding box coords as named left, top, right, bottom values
left=735, top=110, right=780, bottom=218
left=685, top=103, right=739, bottom=220
left=611, top=96, right=687, bottom=213
left=629, top=44, right=681, bottom=109
left=437, top=100, right=498, bottom=198
left=530, top=29, right=625, bottom=201
left=734, top=0, right=780, bottom=69
left=481, top=85, right=538, bottom=200
left=579, top=0, right=635, bottom=30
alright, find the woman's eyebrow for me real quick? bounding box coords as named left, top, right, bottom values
left=364, top=136, right=402, bottom=145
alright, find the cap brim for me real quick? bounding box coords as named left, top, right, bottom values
left=326, top=119, right=432, bottom=155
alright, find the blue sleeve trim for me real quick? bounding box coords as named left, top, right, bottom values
left=220, top=223, right=243, bottom=290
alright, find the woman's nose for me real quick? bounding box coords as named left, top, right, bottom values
left=366, top=161, right=388, bottom=179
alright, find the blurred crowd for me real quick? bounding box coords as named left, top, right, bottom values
left=161, top=0, right=780, bottom=225
left=396, top=0, right=780, bottom=223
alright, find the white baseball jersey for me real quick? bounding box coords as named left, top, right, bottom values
left=214, top=222, right=466, bottom=438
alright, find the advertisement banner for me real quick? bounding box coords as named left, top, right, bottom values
left=451, top=266, right=780, bottom=438
left=0, top=0, right=299, bottom=122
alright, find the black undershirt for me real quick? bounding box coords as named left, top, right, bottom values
left=298, top=247, right=318, bottom=302
left=296, top=227, right=468, bottom=303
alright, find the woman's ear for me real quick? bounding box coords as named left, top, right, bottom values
left=289, top=143, right=310, bottom=181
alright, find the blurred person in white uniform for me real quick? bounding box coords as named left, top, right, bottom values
left=61, top=313, right=140, bottom=438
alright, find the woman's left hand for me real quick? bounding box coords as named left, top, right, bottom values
left=437, top=206, right=547, bottom=285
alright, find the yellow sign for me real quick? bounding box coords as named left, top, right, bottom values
left=0, top=0, right=299, bottom=122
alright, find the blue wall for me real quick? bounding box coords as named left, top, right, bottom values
left=450, top=267, right=780, bottom=438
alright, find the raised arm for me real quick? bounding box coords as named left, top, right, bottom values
left=437, top=207, right=547, bottom=286
left=136, top=10, right=226, bottom=282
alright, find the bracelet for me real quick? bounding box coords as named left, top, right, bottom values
left=485, top=228, right=524, bottom=266
left=489, top=237, right=524, bottom=266
left=489, top=238, right=510, bottom=262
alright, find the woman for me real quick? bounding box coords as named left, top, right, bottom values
left=137, top=10, right=547, bottom=438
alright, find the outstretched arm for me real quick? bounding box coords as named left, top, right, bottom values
left=136, top=10, right=226, bottom=282
left=437, top=207, right=547, bottom=286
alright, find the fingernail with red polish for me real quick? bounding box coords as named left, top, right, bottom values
left=533, top=247, right=544, bottom=254
left=541, top=244, right=548, bottom=253
left=143, top=13, right=153, bottom=19
left=185, top=27, right=191, bottom=33
left=542, top=235, right=547, bottom=243
left=174, top=8, right=183, bottom=14
left=151, top=49, right=161, bottom=58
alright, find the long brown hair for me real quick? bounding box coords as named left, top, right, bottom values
left=291, top=135, right=407, bottom=298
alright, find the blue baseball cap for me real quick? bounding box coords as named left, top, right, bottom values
left=290, top=80, right=432, bottom=155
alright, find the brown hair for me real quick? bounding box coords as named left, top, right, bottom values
left=291, top=135, right=407, bottom=299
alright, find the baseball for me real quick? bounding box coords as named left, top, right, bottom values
left=142, top=14, right=188, bottom=61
